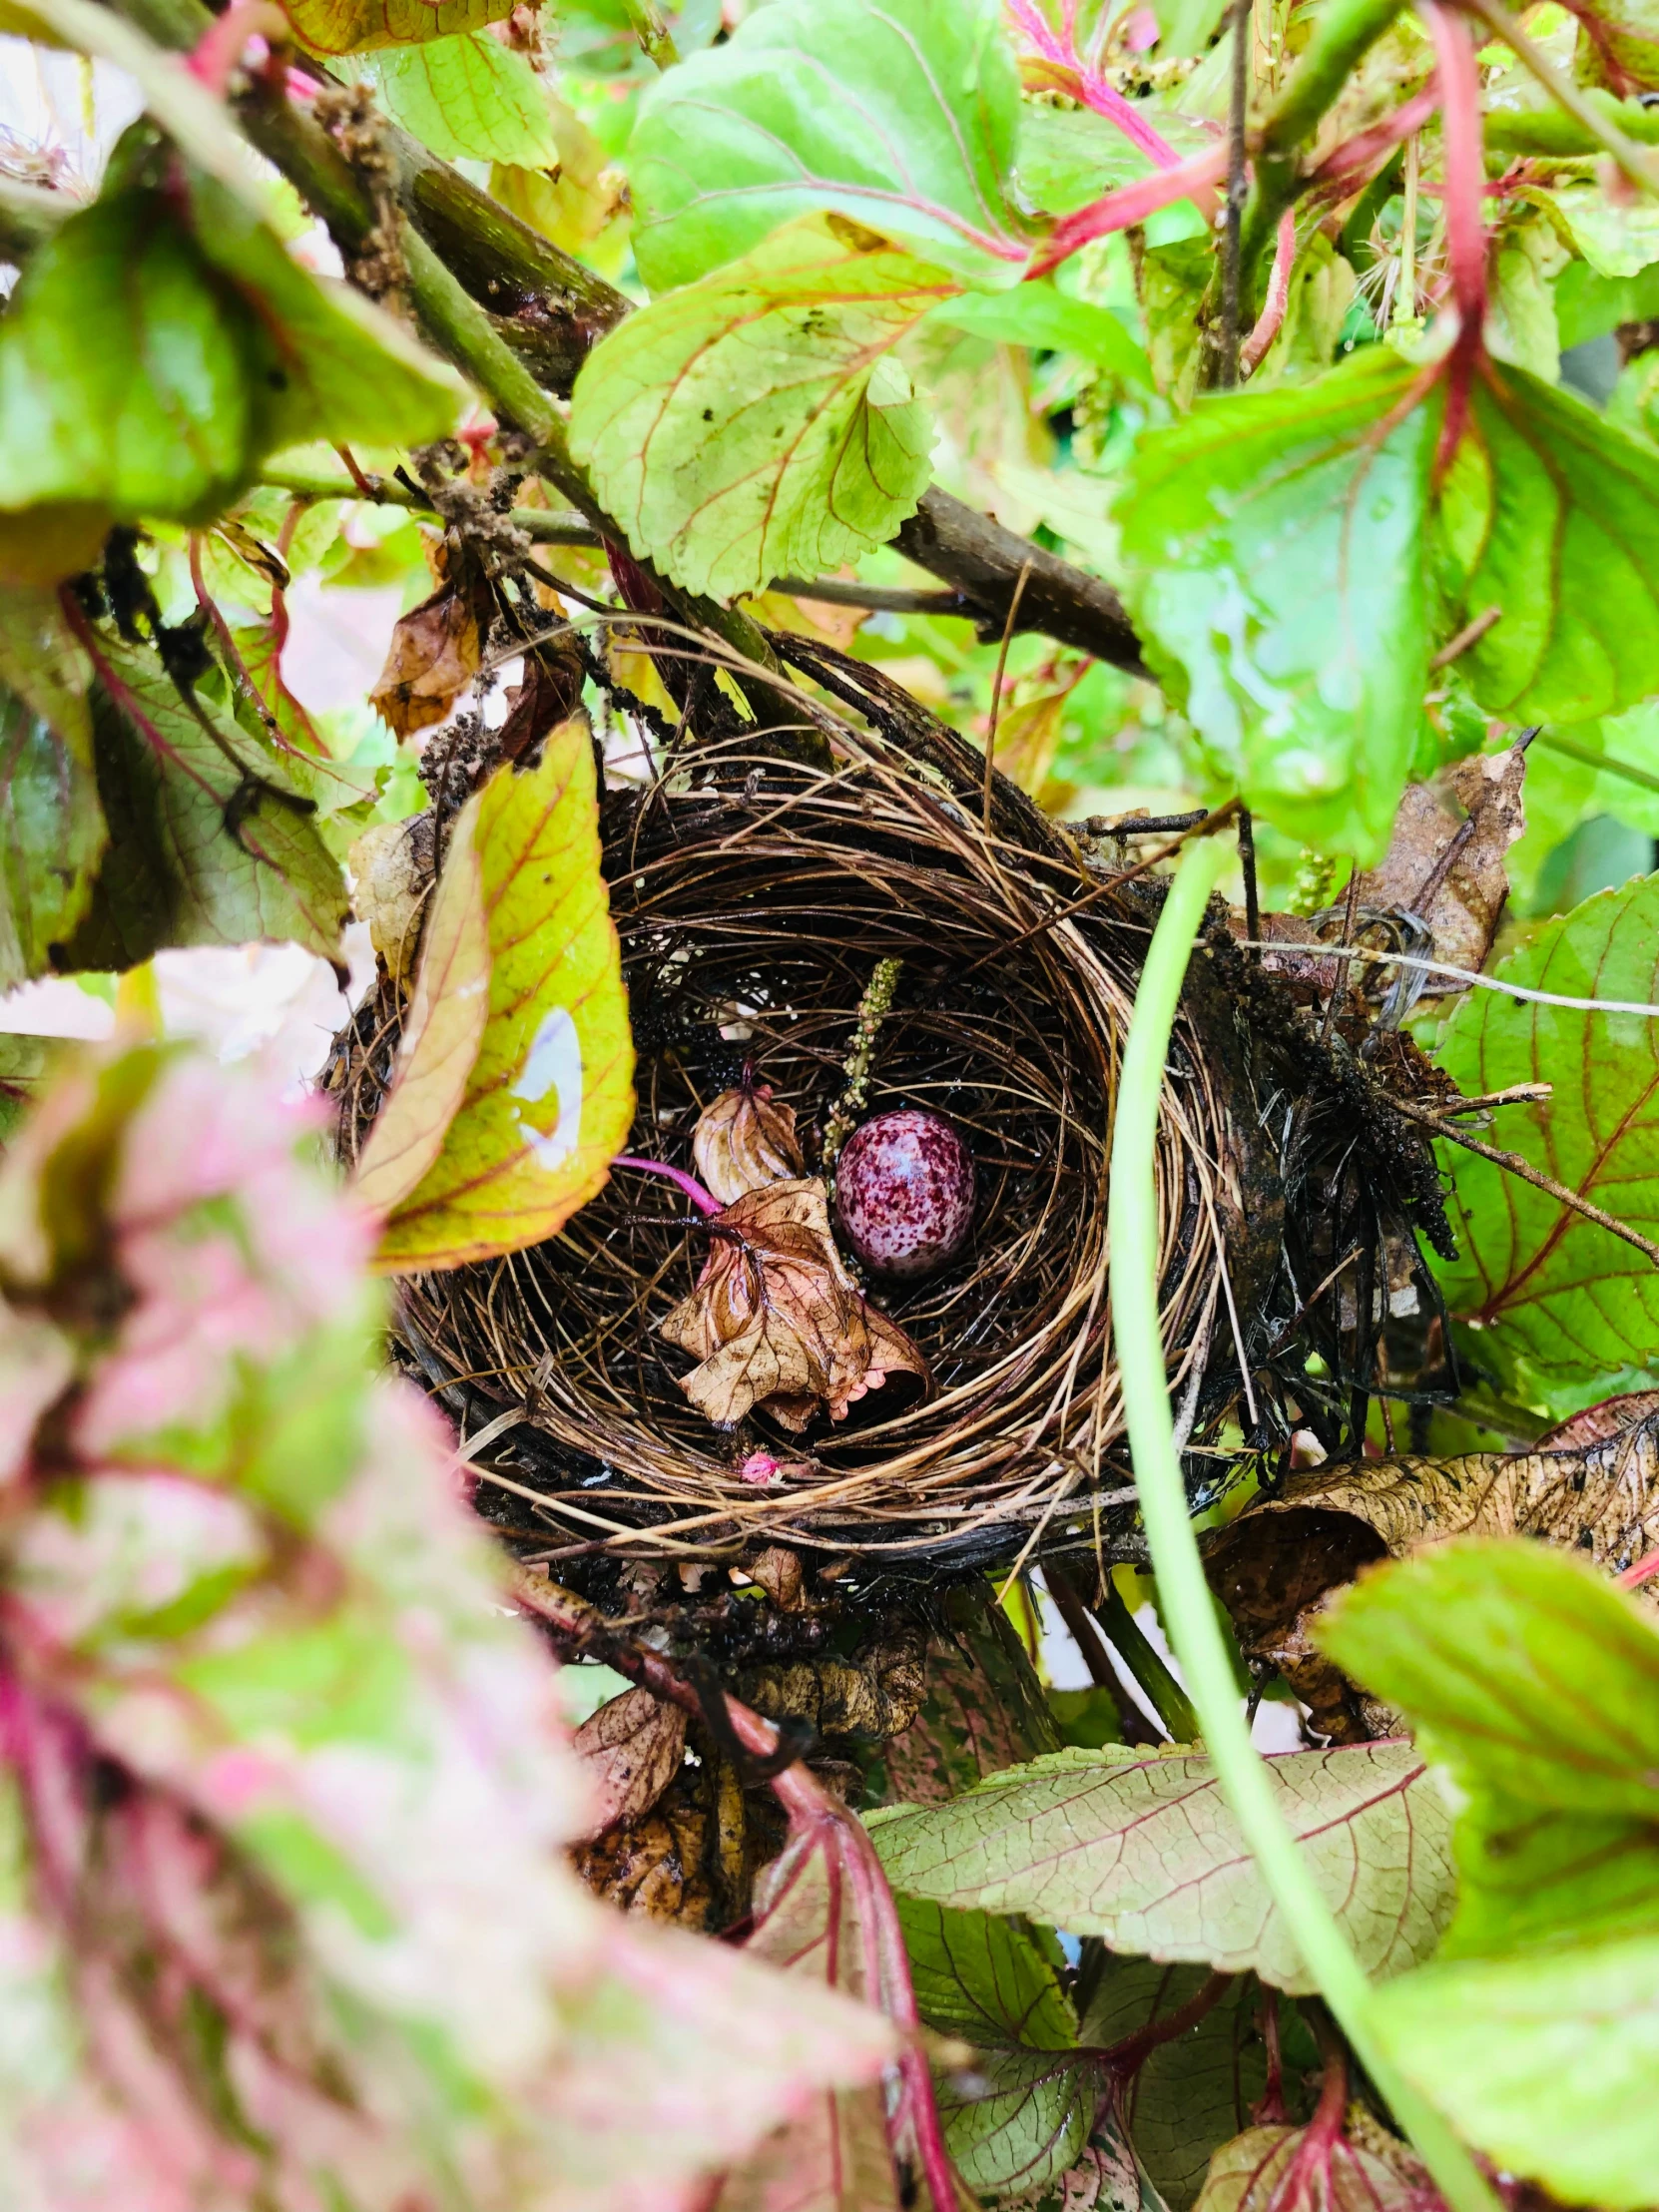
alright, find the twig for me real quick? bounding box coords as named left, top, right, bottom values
left=1387, top=1093, right=1659, bottom=1268
left=1237, top=807, right=1262, bottom=955
left=1456, top=0, right=1659, bottom=198
left=1235, top=939, right=1659, bottom=1017
left=771, top=577, right=972, bottom=619
left=1441, top=1082, right=1552, bottom=1111
left=1319, top=867, right=1362, bottom=1048
left=1042, top=1563, right=1161, bottom=1744
left=1429, top=603, right=1500, bottom=668
left=984, top=559, right=1033, bottom=828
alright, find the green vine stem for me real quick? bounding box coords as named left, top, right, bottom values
left=1106, top=834, right=1500, bottom=2212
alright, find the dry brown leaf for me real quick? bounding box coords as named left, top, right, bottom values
left=693, top=1080, right=807, bottom=1206
left=498, top=643, right=587, bottom=766
left=348, top=813, right=435, bottom=984
left=569, top=1772, right=713, bottom=1928
left=1208, top=1405, right=1659, bottom=1738
left=572, top=1686, right=689, bottom=1840
left=1351, top=746, right=1527, bottom=989
left=369, top=581, right=484, bottom=738
left=738, top=1632, right=926, bottom=1743
left=659, top=1176, right=926, bottom=1429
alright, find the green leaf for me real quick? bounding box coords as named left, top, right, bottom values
left=569, top=213, right=951, bottom=600
left=1081, top=1962, right=1269, bottom=2211
left=60, top=630, right=349, bottom=970
left=1318, top=1537, right=1659, bottom=1958
left=0, top=173, right=457, bottom=582
left=900, top=1897, right=1076, bottom=2050
left=358, top=32, right=560, bottom=166
left=368, top=718, right=637, bottom=1271
left=1429, top=870, right=1659, bottom=1410
left=282, top=0, right=512, bottom=57
left=1369, top=1935, right=1659, bottom=2212
left=866, top=1741, right=1453, bottom=1992
left=627, top=0, right=1031, bottom=290
left=1448, top=365, right=1659, bottom=727
left=0, top=589, right=107, bottom=986
left=0, top=193, right=254, bottom=574
left=929, top=282, right=1154, bottom=390
left=186, top=172, right=462, bottom=456
left=1115, top=348, right=1441, bottom=863
left=897, top=1898, right=1091, bottom=2200
left=1505, top=711, right=1659, bottom=910
left=1550, top=178, right=1659, bottom=278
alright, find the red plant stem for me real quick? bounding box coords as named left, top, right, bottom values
left=610, top=1155, right=722, bottom=1216
left=1620, top=1546, right=1659, bottom=1587
left=512, top=1570, right=960, bottom=2212
left=1419, top=0, right=1488, bottom=466
left=1093, top=1969, right=1233, bottom=2072
left=1027, top=143, right=1232, bottom=278
left=1309, top=77, right=1440, bottom=190
left=186, top=0, right=285, bottom=93
left=1006, top=0, right=1189, bottom=173
left=1240, top=208, right=1297, bottom=375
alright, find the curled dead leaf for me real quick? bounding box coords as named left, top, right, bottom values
left=572, top=1685, right=689, bottom=1840
left=348, top=813, right=435, bottom=984
left=738, top=1631, right=927, bottom=1744
left=498, top=643, right=587, bottom=766
left=1351, top=746, right=1527, bottom=991
left=659, top=1176, right=926, bottom=1430
left=693, top=1080, right=807, bottom=1206
left=369, top=579, right=485, bottom=738
left=1207, top=1404, right=1659, bottom=1739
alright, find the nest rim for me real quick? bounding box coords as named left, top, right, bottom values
left=338, top=698, right=1249, bottom=1570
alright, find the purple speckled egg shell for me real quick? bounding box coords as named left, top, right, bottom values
left=834, top=1109, right=975, bottom=1281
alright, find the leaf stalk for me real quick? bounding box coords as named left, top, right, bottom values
left=1107, top=834, right=1501, bottom=2212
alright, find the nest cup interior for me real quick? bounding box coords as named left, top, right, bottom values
left=388, top=735, right=1235, bottom=1561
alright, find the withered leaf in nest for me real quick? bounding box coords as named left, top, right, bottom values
left=497, top=642, right=587, bottom=765
left=369, top=578, right=486, bottom=738
left=660, top=1177, right=926, bottom=1430
left=1351, top=745, right=1527, bottom=989
left=572, top=1685, right=690, bottom=1839
left=693, top=1081, right=806, bottom=1206
left=1207, top=1403, right=1659, bottom=1740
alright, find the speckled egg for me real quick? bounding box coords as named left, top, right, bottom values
left=834, top=1109, right=975, bottom=1280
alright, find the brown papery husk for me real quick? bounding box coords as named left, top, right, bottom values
left=329, top=642, right=1442, bottom=1588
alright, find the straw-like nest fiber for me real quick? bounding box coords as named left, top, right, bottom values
left=340, top=653, right=1268, bottom=1569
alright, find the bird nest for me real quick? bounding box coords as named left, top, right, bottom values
left=336, top=651, right=1281, bottom=1572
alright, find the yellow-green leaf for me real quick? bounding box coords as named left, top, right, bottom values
left=352, top=819, right=488, bottom=1218
left=282, top=0, right=511, bottom=59
left=374, top=718, right=635, bottom=1271
left=359, top=32, right=559, bottom=167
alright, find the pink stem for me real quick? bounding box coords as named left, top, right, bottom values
left=1240, top=207, right=1298, bottom=375
left=1006, top=0, right=1202, bottom=180
left=1620, top=1546, right=1659, bottom=1587
left=1419, top=0, right=1488, bottom=468
left=1027, top=141, right=1231, bottom=278
left=1309, top=77, right=1441, bottom=191
left=611, top=1155, right=722, bottom=1217
left=187, top=0, right=285, bottom=94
